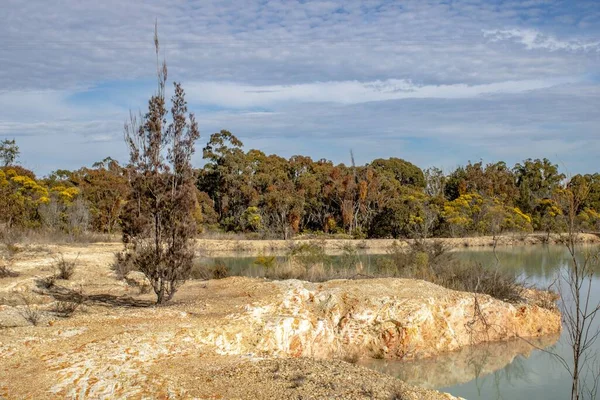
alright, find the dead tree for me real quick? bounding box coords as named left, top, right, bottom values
left=553, top=183, right=600, bottom=400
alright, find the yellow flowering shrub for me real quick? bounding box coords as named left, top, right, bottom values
left=442, top=193, right=484, bottom=236
left=578, top=208, right=600, bottom=231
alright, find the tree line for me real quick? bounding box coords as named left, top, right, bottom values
left=1, top=136, right=599, bottom=240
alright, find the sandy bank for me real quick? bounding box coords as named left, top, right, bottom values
left=196, top=232, right=600, bottom=255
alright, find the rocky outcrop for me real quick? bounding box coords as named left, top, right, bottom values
left=198, top=278, right=561, bottom=361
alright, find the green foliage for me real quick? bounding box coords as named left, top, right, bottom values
left=370, top=157, right=425, bottom=188
left=442, top=193, right=485, bottom=237
left=4, top=132, right=600, bottom=240
left=514, top=158, right=564, bottom=216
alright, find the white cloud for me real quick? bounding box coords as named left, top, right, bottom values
left=1, top=0, right=600, bottom=174
left=1, top=0, right=598, bottom=90
left=185, top=77, right=578, bottom=107
left=483, top=29, right=600, bottom=52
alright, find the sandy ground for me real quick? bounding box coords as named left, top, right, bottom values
left=0, top=243, right=464, bottom=400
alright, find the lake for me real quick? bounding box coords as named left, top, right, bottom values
left=203, top=244, right=600, bottom=399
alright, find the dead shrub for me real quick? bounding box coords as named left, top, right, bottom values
left=436, top=262, right=524, bottom=303
left=53, top=299, right=82, bottom=318
left=340, top=349, right=361, bottom=364
left=54, top=253, right=77, bottom=280
left=0, top=235, right=21, bottom=278
left=190, top=260, right=211, bottom=280
left=264, top=259, right=305, bottom=280
left=289, top=373, right=306, bottom=389
left=18, top=293, right=41, bottom=326
left=306, top=263, right=327, bottom=282
left=389, top=389, right=409, bottom=400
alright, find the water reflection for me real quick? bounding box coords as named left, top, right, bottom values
left=360, top=333, right=560, bottom=390
left=431, top=245, right=599, bottom=399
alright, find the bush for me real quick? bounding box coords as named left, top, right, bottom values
left=253, top=254, right=277, bottom=270
left=211, top=261, right=230, bottom=279
left=54, top=253, right=77, bottom=280
left=53, top=299, right=82, bottom=318
left=18, top=293, right=41, bottom=326
left=111, top=250, right=135, bottom=280
left=437, top=262, right=524, bottom=303
left=190, top=260, right=211, bottom=280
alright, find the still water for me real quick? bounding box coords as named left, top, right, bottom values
left=365, top=245, right=600, bottom=400
left=205, top=245, right=600, bottom=399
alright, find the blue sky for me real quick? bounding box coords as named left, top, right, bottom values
left=1, top=0, right=599, bottom=175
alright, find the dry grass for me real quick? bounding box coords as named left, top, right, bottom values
left=1, top=228, right=116, bottom=245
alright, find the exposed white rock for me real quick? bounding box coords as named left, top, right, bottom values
left=204, top=278, right=561, bottom=360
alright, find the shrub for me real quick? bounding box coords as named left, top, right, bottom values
left=53, top=299, right=82, bottom=318
left=38, top=275, right=56, bottom=289
left=111, top=250, right=135, bottom=280
left=288, top=242, right=327, bottom=269
left=339, top=349, right=360, bottom=364
left=119, top=27, right=200, bottom=304
left=18, top=293, right=41, bottom=326
left=264, top=259, right=306, bottom=280
left=190, top=260, right=211, bottom=280
left=211, top=261, right=230, bottom=279
left=54, top=253, right=77, bottom=280
left=437, top=262, right=524, bottom=303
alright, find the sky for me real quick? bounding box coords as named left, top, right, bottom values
left=1, top=0, right=599, bottom=176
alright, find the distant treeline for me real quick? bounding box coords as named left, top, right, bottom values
left=1, top=134, right=599, bottom=239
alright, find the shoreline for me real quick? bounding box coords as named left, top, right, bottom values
left=195, top=232, right=600, bottom=255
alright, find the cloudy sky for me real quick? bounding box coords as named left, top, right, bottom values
left=1, top=0, right=599, bottom=175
